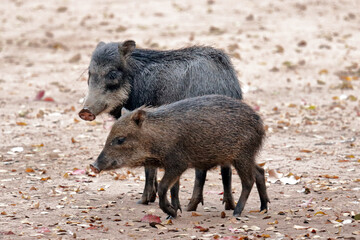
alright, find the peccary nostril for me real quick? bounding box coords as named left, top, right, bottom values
left=79, top=108, right=96, bottom=121
left=90, top=164, right=100, bottom=174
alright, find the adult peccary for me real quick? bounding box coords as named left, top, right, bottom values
left=90, top=95, right=270, bottom=218
left=79, top=40, right=242, bottom=211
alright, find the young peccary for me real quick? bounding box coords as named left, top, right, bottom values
left=90, top=95, right=270, bottom=218
left=79, top=40, right=243, bottom=211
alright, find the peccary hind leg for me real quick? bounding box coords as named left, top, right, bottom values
left=255, top=165, right=270, bottom=212
left=232, top=159, right=255, bottom=217
left=138, top=166, right=157, bottom=204
left=221, top=165, right=235, bottom=210
left=187, top=166, right=235, bottom=211
left=187, top=169, right=206, bottom=211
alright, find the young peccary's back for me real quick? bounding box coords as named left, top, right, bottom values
left=147, top=95, right=265, bottom=164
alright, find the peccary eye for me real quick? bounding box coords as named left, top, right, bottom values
left=112, top=137, right=126, bottom=146
left=107, top=70, right=118, bottom=80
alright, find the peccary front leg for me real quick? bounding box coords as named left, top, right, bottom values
left=187, top=169, right=206, bottom=211
left=158, top=171, right=182, bottom=218
left=221, top=165, right=235, bottom=210
left=138, top=166, right=157, bottom=204
left=232, top=160, right=255, bottom=217
left=255, top=165, right=270, bottom=212
left=170, top=180, right=182, bottom=213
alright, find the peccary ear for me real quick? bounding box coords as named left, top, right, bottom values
left=96, top=41, right=105, bottom=49
left=131, top=109, right=146, bottom=127
left=119, top=40, right=136, bottom=57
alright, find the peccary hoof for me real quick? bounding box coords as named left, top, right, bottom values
left=233, top=212, right=242, bottom=217
left=186, top=197, right=204, bottom=212
left=233, top=207, right=244, bottom=217
left=138, top=190, right=157, bottom=205
left=224, top=200, right=236, bottom=210
left=137, top=199, right=149, bottom=205
left=79, top=108, right=96, bottom=121
left=260, top=206, right=268, bottom=213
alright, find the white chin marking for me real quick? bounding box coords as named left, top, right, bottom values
left=104, top=83, right=131, bottom=114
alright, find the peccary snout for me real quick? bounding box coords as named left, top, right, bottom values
left=79, top=108, right=96, bottom=121
left=90, top=151, right=120, bottom=174
left=90, top=151, right=107, bottom=173
left=89, top=164, right=100, bottom=174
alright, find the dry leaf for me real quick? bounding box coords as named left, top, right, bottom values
left=338, top=160, right=350, bottom=162
left=274, top=45, right=284, bottom=53
left=150, top=222, right=167, bottom=230
left=267, top=169, right=283, bottom=183
left=141, top=214, right=161, bottom=224
left=347, top=95, right=357, bottom=101
left=297, top=40, right=307, bottom=47
left=43, top=97, right=55, bottom=102
left=319, top=69, right=328, bottom=75
left=32, top=202, right=40, bottom=209
left=298, top=198, right=313, bottom=208
left=26, top=168, right=35, bottom=173
left=314, top=211, right=326, bottom=216
left=162, top=219, right=173, bottom=225
left=31, top=143, right=44, bottom=148
left=35, top=90, right=45, bottom=100
left=267, top=220, right=278, bottom=225
left=192, top=212, right=202, bottom=217
left=71, top=169, right=86, bottom=175
left=194, top=226, right=209, bottom=232
left=321, top=174, right=339, bottom=179
left=114, top=174, right=127, bottom=180
left=69, top=53, right=81, bottom=63
left=228, top=226, right=244, bottom=233
left=294, top=225, right=309, bottom=230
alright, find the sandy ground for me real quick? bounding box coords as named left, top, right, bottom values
left=0, top=0, right=360, bottom=239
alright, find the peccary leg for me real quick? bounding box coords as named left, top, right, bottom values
left=187, top=169, right=206, bottom=211
left=158, top=171, right=182, bottom=218
left=221, top=165, right=235, bottom=210
left=232, top=159, right=255, bottom=217
left=170, top=180, right=182, bottom=213
left=138, top=166, right=157, bottom=204
left=255, top=165, right=270, bottom=212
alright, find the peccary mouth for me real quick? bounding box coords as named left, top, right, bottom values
left=89, top=164, right=101, bottom=174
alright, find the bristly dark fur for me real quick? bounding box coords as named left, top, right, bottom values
left=92, top=95, right=269, bottom=218
left=91, top=43, right=242, bottom=118
left=87, top=40, right=243, bottom=211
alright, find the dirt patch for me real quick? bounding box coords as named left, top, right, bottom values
left=0, top=0, right=359, bottom=239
